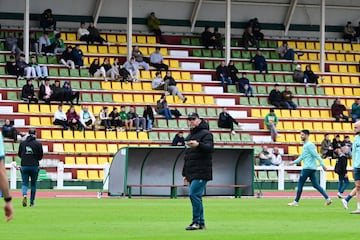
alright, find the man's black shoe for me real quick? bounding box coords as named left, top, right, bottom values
left=185, top=223, right=201, bottom=230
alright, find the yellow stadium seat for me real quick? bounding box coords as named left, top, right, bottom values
left=97, top=144, right=108, bottom=153
left=93, top=106, right=103, bottom=115
left=141, top=71, right=151, bottom=80
left=101, top=81, right=112, bottom=90
left=106, top=131, right=117, bottom=140
left=326, top=172, right=335, bottom=181
left=84, top=131, right=95, bottom=140
left=98, top=45, right=108, bottom=54
left=333, top=43, right=343, bottom=51
left=322, top=76, right=332, bottom=84
left=310, top=110, right=320, bottom=118
left=137, top=35, right=147, bottom=44
left=123, top=94, right=133, bottom=103
left=99, top=171, right=104, bottom=179
left=336, top=53, right=345, bottom=62
left=322, top=122, right=332, bottom=130
left=18, top=104, right=29, bottom=113
left=345, top=54, right=355, bottom=62
left=88, top=170, right=101, bottom=180
left=310, top=64, right=320, bottom=72
left=138, top=132, right=149, bottom=141
left=303, top=122, right=313, bottom=130
left=66, top=33, right=77, bottom=41
left=288, top=146, right=298, bottom=155
left=65, top=156, right=76, bottom=165
left=320, top=110, right=330, bottom=118
left=107, top=144, right=118, bottom=154
left=283, top=121, right=294, bottom=130
left=300, top=110, right=310, bottom=118
left=95, top=131, right=106, bottom=140
left=160, top=48, right=168, bottom=56
left=118, top=35, right=126, bottom=43
left=194, top=96, right=204, bottom=104
left=87, top=157, right=98, bottom=165
left=30, top=117, right=41, bottom=126
left=77, top=170, right=88, bottom=180
left=53, top=143, right=64, bottom=153
left=306, top=42, right=315, bottom=50
left=313, top=122, right=323, bottom=130
left=86, top=143, right=97, bottom=152
left=117, top=131, right=127, bottom=140
left=76, top=157, right=87, bottom=165
left=62, top=131, right=73, bottom=140
left=276, top=122, right=284, bottom=130
left=119, top=46, right=127, bottom=54
left=139, top=47, right=148, bottom=55
left=127, top=132, right=138, bottom=141
left=143, top=94, right=154, bottom=104
left=75, top=144, right=86, bottom=153
left=64, top=143, right=75, bottom=152
left=29, top=104, right=39, bottom=113
left=133, top=94, right=144, bottom=103
left=338, top=65, right=348, bottom=73
left=324, top=87, right=334, bottom=96
left=97, top=157, right=108, bottom=165
left=293, top=122, right=303, bottom=130
left=192, top=84, right=202, bottom=92
left=39, top=104, right=51, bottom=114
left=332, top=76, right=341, bottom=84
left=325, top=42, right=333, bottom=50
left=169, top=60, right=179, bottom=68
left=113, top=94, right=123, bottom=103
left=348, top=65, right=357, bottom=73
left=350, top=76, right=359, bottom=85
left=277, top=134, right=286, bottom=142
left=329, top=65, right=338, bottom=73
left=251, top=109, right=261, bottom=117
left=280, top=109, right=291, bottom=118
left=204, top=96, right=214, bottom=104
left=343, top=43, right=352, bottom=51
left=354, top=88, right=360, bottom=96
left=88, top=45, right=98, bottom=54
left=181, top=72, right=191, bottom=80
left=147, top=36, right=156, bottom=44
left=132, top=35, right=137, bottom=43
left=107, top=34, right=117, bottom=43
left=51, top=130, right=62, bottom=139
left=132, top=82, right=142, bottom=91
left=108, top=46, right=118, bottom=54
left=334, top=88, right=344, bottom=96
left=342, top=122, right=352, bottom=131
left=148, top=47, right=156, bottom=55
left=308, top=53, right=318, bottom=61
left=74, top=131, right=84, bottom=140
left=122, top=82, right=132, bottom=90
left=40, top=117, right=51, bottom=126
left=41, top=130, right=52, bottom=139
left=332, top=122, right=342, bottom=131
left=296, top=41, right=305, bottom=50
left=343, top=88, right=353, bottom=96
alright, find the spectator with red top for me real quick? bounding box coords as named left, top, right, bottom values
left=331, top=98, right=349, bottom=122
left=66, top=105, right=81, bottom=131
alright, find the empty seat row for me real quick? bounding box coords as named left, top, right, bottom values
left=251, top=108, right=333, bottom=119
left=276, top=41, right=358, bottom=52
left=277, top=121, right=353, bottom=132
left=80, top=45, right=167, bottom=56
left=65, top=32, right=157, bottom=44
left=140, top=70, right=191, bottom=81
left=64, top=156, right=111, bottom=165
left=76, top=169, right=104, bottom=180
left=41, top=130, right=149, bottom=141
left=329, top=64, right=359, bottom=73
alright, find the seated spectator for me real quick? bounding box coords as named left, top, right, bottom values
left=242, top=26, right=259, bottom=50
left=163, top=71, right=187, bottom=103
left=271, top=147, right=282, bottom=166
left=79, top=106, right=96, bottom=130
left=21, top=79, right=38, bottom=104
left=123, top=57, right=139, bottom=82
left=109, top=107, right=123, bottom=131
left=40, top=9, right=56, bottom=32
left=119, top=106, right=131, bottom=131
left=331, top=98, right=349, bottom=122
left=53, top=105, right=69, bottom=130
left=102, top=57, right=117, bottom=81
left=87, top=21, right=106, bottom=44
left=149, top=47, right=168, bottom=71
left=213, top=27, right=223, bottom=50
left=66, top=105, right=81, bottom=131
left=344, top=21, right=356, bottom=42
left=5, top=55, right=20, bottom=77
left=50, top=33, right=66, bottom=54
left=228, top=60, right=239, bottom=84
left=293, top=64, right=305, bottom=83
left=60, top=46, right=75, bottom=69
left=216, top=61, right=232, bottom=88
left=38, top=31, right=54, bottom=54
left=143, top=105, right=154, bottom=131
left=282, top=86, right=297, bottom=110
left=147, top=12, right=165, bottom=43
left=250, top=51, right=268, bottom=74
left=351, top=99, right=360, bottom=123
left=29, top=32, right=39, bottom=54
left=320, top=133, right=334, bottom=159
left=258, top=146, right=273, bottom=166
left=269, top=84, right=287, bottom=109
left=172, top=131, right=185, bottom=146
left=250, top=18, right=264, bottom=41
left=152, top=71, right=167, bottom=90
left=303, top=65, right=319, bottom=87
left=201, top=26, right=215, bottom=49
left=342, top=135, right=352, bottom=156
left=72, top=44, right=84, bottom=68
left=39, top=78, right=53, bottom=103
left=127, top=106, right=146, bottom=132
left=2, top=119, right=25, bottom=142
left=217, top=107, right=241, bottom=135
left=132, top=46, right=150, bottom=70
left=5, top=32, right=21, bottom=58
left=332, top=134, right=343, bottom=153
left=276, top=41, right=303, bottom=63
left=237, top=72, right=253, bottom=97
left=51, top=80, right=65, bottom=104
left=111, top=58, right=121, bottom=81
left=264, top=109, right=279, bottom=142
left=63, top=81, right=79, bottom=105
left=89, top=59, right=104, bottom=77
left=99, top=106, right=112, bottom=131
left=77, top=22, right=91, bottom=44
left=16, top=54, right=33, bottom=80
left=156, top=94, right=172, bottom=120
left=29, top=56, right=48, bottom=80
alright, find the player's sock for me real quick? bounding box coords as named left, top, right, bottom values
left=345, top=195, right=352, bottom=202
left=357, top=202, right=360, bottom=210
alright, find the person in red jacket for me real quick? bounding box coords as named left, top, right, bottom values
left=331, top=98, right=349, bottom=122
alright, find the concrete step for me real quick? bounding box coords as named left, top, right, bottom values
left=238, top=123, right=260, bottom=131
left=252, top=135, right=272, bottom=143
left=180, top=62, right=200, bottom=70
left=229, top=110, right=248, bottom=118
left=215, top=98, right=235, bottom=106
left=192, top=74, right=212, bottom=82
left=0, top=106, right=13, bottom=114
left=203, top=86, right=223, bottom=94
left=169, top=50, right=189, bottom=57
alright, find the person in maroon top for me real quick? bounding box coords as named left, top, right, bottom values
left=66, top=105, right=81, bottom=131
left=331, top=98, right=349, bottom=122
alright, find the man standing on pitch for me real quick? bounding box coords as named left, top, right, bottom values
left=0, top=133, right=13, bottom=221
left=288, top=130, right=332, bottom=206
left=182, top=112, right=213, bottom=230
left=18, top=128, right=43, bottom=207
left=350, top=121, right=360, bottom=213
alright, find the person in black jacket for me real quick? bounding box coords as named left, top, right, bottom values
left=39, top=78, right=53, bottom=104
left=218, top=107, right=241, bottom=134
left=143, top=105, right=154, bottom=131
left=18, top=128, right=43, bottom=207
left=182, top=112, right=213, bottom=231
left=171, top=131, right=185, bottom=146
left=335, top=146, right=350, bottom=199
left=40, top=9, right=56, bottom=32
left=268, top=84, right=287, bottom=109
left=215, top=61, right=232, bottom=89
left=21, top=79, right=38, bottom=103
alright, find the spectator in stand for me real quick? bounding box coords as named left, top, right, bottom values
left=99, top=57, right=113, bottom=81
left=217, top=107, right=241, bottom=135
left=216, top=61, right=232, bottom=89
left=50, top=33, right=65, bottom=54
left=213, top=27, right=223, bottom=50
left=201, top=26, right=215, bottom=49
left=111, top=58, right=121, bottom=81
left=40, top=9, right=56, bottom=32
left=29, top=32, right=39, bottom=54
left=269, top=84, right=287, bottom=109
left=332, top=134, right=343, bottom=154
left=264, top=108, right=279, bottom=142
left=79, top=106, right=96, bottom=130
left=282, top=86, right=297, bottom=110
left=147, top=12, right=165, bottom=43
left=5, top=55, right=19, bottom=77
left=60, top=46, right=75, bottom=69
left=127, top=106, right=146, bottom=132
left=344, top=21, right=356, bottom=42
left=149, top=47, right=168, bottom=71
left=331, top=98, right=349, bottom=122
left=99, top=106, right=112, bottom=131
left=53, top=105, right=69, bottom=130
left=293, top=64, right=305, bottom=83
left=119, top=106, right=131, bottom=131
left=303, top=65, right=319, bottom=87
left=342, top=135, right=352, bottom=156
left=29, top=56, right=48, bottom=80
left=156, top=94, right=172, bottom=120
left=172, top=131, right=185, bottom=146
left=250, top=18, right=264, bottom=41
left=89, top=59, right=104, bottom=78
left=2, top=119, right=25, bottom=142
left=143, top=105, right=154, bottom=131
left=242, top=26, right=259, bottom=50
left=271, top=147, right=282, bottom=166
left=5, top=32, right=21, bottom=58
left=152, top=71, right=167, bottom=90
left=51, top=80, right=65, bottom=104
left=276, top=41, right=303, bottom=63
left=237, top=72, right=254, bottom=97
left=227, top=61, right=239, bottom=84
left=87, top=21, right=106, bottom=44
left=72, top=44, right=84, bottom=68
left=258, top=146, right=273, bottom=166
left=163, top=71, right=187, bottom=103
left=16, top=54, right=32, bottom=80
left=250, top=51, right=268, bottom=74
left=38, top=32, right=54, bottom=54
left=77, top=22, right=91, bottom=44
left=66, top=105, right=81, bottom=131
left=351, top=99, right=360, bottom=123
left=63, top=81, right=79, bottom=105
left=39, top=78, right=53, bottom=103
left=335, top=146, right=350, bottom=199
left=132, top=46, right=150, bottom=70
left=109, top=107, right=123, bottom=131
left=320, top=133, right=334, bottom=159
left=21, top=79, right=38, bottom=104
left=123, top=57, right=139, bottom=82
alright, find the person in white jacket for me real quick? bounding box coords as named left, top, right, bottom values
left=53, top=105, right=69, bottom=130
left=79, top=106, right=96, bottom=130
left=271, top=147, right=282, bottom=166
left=77, top=22, right=91, bottom=44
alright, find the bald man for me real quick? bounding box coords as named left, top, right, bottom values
left=351, top=121, right=360, bottom=213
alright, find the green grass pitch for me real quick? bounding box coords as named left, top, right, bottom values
left=1, top=197, right=359, bottom=239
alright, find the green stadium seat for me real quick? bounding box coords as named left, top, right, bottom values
left=256, top=86, right=267, bottom=94
left=178, top=119, right=188, bottom=129
left=49, top=68, right=58, bottom=76
left=81, top=93, right=92, bottom=102
left=259, top=97, right=270, bottom=106
left=206, top=108, right=217, bottom=117
left=241, top=133, right=252, bottom=142
left=80, top=68, right=89, bottom=77
left=284, top=75, right=293, bottom=83
left=212, top=133, right=221, bottom=142
left=190, top=38, right=201, bottom=46
left=227, top=85, right=238, bottom=93
left=308, top=99, right=317, bottom=107
left=305, top=88, right=315, bottom=95
left=265, top=75, right=274, bottom=82
left=37, top=56, right=47, bottom=64
left=186, top=107, right=196, bottom=115
left=0, top=55, right=5, bottom=63
left=4, top=142, right=13, bottom=152
left=103, top=93, right=113, bottom=102
left=241, top=51, right=251, bottom=59
left=7, top=91, right=17, bottom=100
left=212, top=49, right=222, bottom=58
left=6, top=79, right=17, bottom=88
left=0, top=66, right=6, bottom=75
left=315, top=88, right=325, bottom=95
left=268, top=41, right=278, bottom=48
left=91, top=81, right=101, bottom=90
left=259, top=41, right=267, bottom=48
left=202, top=49, right=212, bottom=57
left=298, top=98, right=308, bottom=107
left=47, top=55, right=58, bottom=64
left=275, top=75, right=284, bottom=82
left=232, top=50, right=241, bottom=58
left=159, top=132, right=170, bottom=141
left=220, top=133, right=231, bottom=142
left=318, top=98, right=327, bottom=107
left=196, top=107, right=207, bottom=117
left=239, top=97, right=249, bottom=105
left=282, top=64, right=292, bottom=72
left=247, top=74, right=255, bottom=82
left=272, top=63, right=282, bottom=71
left=59, top=68, right=69, bottom=77
left=148, top=132, right=159, bottom=141
left=208, top=120, right=218, bottom=130
left=296, top=87, right=306, bottom=95
left=0, top=42, right=4, bottom=51
left=192, top=49, right=202, bottom=57
left=81, top=81, right=91, bottom=89
left=249, top=98, right=259, bottom=105
left=92, top=93, right=103, bottom=102
left=156, top=119, right=168, bottom=128
left=234, top=62, right=242, bottom=70
left=243, top=62, right=253, bottom=70
left=262, top=52, right=270, bottom=59
left=231, top=39, right=238, bottom=47
left=270, top=52, right=279, bottom=59
left=255, top=74, right=265, bottom=82
left=204, top=61, right=213, bottom=69
left=69, top=69, right=80, bottom=77
left=38, top=169, right=51, bottom=180
left=0, top=79, right=5, bottom=88
left=213, top=61, right=221, bottom=68
left=70, top=80, right=80, bottom=89
left=181, top=37, right=190, bottom=45
left=230, top=133, right=241, bottom=142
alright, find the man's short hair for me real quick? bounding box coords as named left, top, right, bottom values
left=28, top=128, right=36, bottom=135
left=274, top=83, right=279, bottom=87
left=270, top=109, right=275, bottom=113
left=301, top=129, right=310, bottom=136
left=9, top=55, right=15, bottom=59
left=20, top=53, right=25, bottom=57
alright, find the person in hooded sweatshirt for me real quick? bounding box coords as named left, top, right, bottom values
left=18, top=128, right=43, bottom=207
